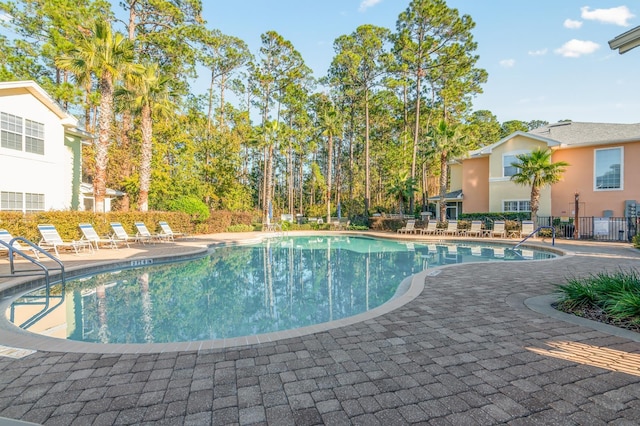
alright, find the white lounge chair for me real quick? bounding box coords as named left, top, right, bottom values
left=421, top=221, right=438, bottom=235
left=491, top=220, right=506, bottom=238
left=442, top=220, right=460, bottom=236
left=464, top=220, right=483, bottom=237
left=158, top=221, right=187, bottom=241
left=518, top=220, right=536, bottom=238
left=134, top=221, right=166, bottom=244
left=398, top=219, right=417, bottom=234
left=109, top=222, right=136, bottom=247
left=79, top=223, right=123, bottom=250
left=0, top=229, right=40, bottom=259
left=37, top=224, right=92, bottom=257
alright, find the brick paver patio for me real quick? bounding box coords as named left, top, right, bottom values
left=0, top=232, right=639, bottom=425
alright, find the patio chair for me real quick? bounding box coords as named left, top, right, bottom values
left=0, top=229, right=40, bottom=259
left=518, top=220, right=536, bottom=239
left=442, top=220, right=460, bottom=236
left=158, top=221, right=187, bottom=241
left=134, top=221, right=167, bottom=244
left=37, top=224, right=92, bottom=257
left=109, top=222, right=135, bottom=247
left=491, top=220, right=506, bottom=238
left=397, top=219, right=417, bottom=234
left=421, top=221, right=438, bottom=235
left=79, top=223, right=123, bottom=250
left=463, top=220, right=483, bottom=237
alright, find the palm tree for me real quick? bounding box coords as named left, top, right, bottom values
left=428, top=120, right=469, bottom=221
left=386, top=171, right=417, bottom=216
left=510, top=148, right=569, bottom=226
left=56, top=21, right=138, bottom=213
left=118, top=63, right=175, bottom=211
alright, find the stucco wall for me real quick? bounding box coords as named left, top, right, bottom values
left=552, top=141, right=640, bottom=217
left=0, top=88, right=75, bottom=211
left=461, top=156, right=489, bottom=213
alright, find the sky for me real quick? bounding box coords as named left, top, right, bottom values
left=201, top=0, right=640, bottom=125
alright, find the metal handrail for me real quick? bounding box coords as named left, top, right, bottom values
left=514, top=226, right=555, bottom=249
left=0, top=237, right=65, bottom=290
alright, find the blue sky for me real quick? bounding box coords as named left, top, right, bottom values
left=202, top=1, right=640, bottom=125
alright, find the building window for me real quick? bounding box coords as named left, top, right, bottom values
left=0, top=112, right=45, bottom=155
left=25, top=119, right=45, bottom=154
left=503, top=154, right=520, bottom=177
left=0, top=191, right=44, bottom=212
left=1, top=112, right=23, bottom=151
left=0, top=191, right=24, bottom=211
left=25, top=193, right=45, bottom=212
left=594, top=147, right=622, bottom=190
left=503, top=200, right=530, bottom=212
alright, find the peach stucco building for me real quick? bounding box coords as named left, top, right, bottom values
left=447, top=121, right=640, bottom=220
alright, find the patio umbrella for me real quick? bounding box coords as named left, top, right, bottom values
left=337, top=202, right=341, bottom=219
left=268, top=200, right=273, bottom=222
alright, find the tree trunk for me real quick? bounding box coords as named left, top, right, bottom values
left=530, top=184, right=541, bottom=227
left=326, top=134, right=333, bottom=222
left=439, top=151, right=448, bottom=220
left=138, top=103, right=153, bottom=212
left=364, top=89, right=370, bottom=216
left=94, top=73, right=114, bottom=213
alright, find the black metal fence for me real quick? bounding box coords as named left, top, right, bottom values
left=537, top=216, right=639, bottom=242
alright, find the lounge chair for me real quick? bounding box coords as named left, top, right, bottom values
left=159, top=221, right=187, bottom=241
left=491, top=220, right=506, bottom=238
left=463, top=220, right=483, bottom=237
left=134, top=221, right=167, bottom=244
left=518, top=220, right=536, bottom=239
left=421, top=221, right=438, bottom=235
left=37, top=224, right=92, bottom=257
left=79, top=223, right=124, bottom=250
left=0, top=229, right=40, bottom=259
left=397, top=219, right=417, bottom=234
left=109, top=222, right=135, bottom=247
left=442, top=220, right=460, bottom=236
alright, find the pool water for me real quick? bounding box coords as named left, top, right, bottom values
left=7, top=236, right=555, bottom=344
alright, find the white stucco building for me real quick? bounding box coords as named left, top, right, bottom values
left=0, top=80, right=89, bottom=212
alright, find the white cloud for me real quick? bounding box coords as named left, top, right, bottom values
left=563, top=19, right=583, bottom=29
left=528, top=48, right=548, bottom=56
left=580, top=6, right=635, bottom=26
left=359, top=0, right=382, bottom=12
left=499, top=59, right=516, bottom=68
left=554, top=39, right=600, bottom=57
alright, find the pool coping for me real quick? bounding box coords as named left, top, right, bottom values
left=0, top=233, right=565, bottom=354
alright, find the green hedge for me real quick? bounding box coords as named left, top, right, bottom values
left=0, top=210, right=255, bottom=243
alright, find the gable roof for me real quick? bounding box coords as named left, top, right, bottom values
left=528, top=121, right=640, bottom=147
left=609, top=25, right=640, bottom=54
left=468, top=131, right=561, bottom=158
left=467, top=122, right=640, bottom=159
left=0, top=80, right=78, bottom=128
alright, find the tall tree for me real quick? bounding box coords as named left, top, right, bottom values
left=500, top=120, right=529, bottom=138
left=250, top=31, right=311, bottom=222
left=394, top=0, right=484, bottom=213
left=56, top=20, right=139, bottom=213
left=510, top=148, right=569, bottom=226
left=118, top=63, right=175, bottom=211
left=328, top=24, right=391, bottom=216
left=427, top=120, right=470, bottom=220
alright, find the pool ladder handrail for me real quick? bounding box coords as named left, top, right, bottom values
left=514, top=225, right=555, bottom=250
left=0, top=236, right=65, bottom=291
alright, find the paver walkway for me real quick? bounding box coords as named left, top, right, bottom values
left=0, top=232, right=639, bottom=425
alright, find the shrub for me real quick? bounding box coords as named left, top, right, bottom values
left=226, top=224, right=254, bottom=232
left=633, top=233, right=640, bottom=249
left=168, top=196, right=210, bottom=223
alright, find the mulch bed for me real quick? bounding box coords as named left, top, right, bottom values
left=554, top=302, right=640, bottom=334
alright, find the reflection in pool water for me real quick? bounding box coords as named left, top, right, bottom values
left=8, top=236, right=555, bottom=344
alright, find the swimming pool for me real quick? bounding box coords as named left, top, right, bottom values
left=7, top=236, right=555, bottom=344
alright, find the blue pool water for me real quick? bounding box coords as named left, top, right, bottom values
left=7, top=236, right=555, bottom=344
